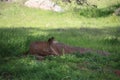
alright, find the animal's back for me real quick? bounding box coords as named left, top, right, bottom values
left=29, top=41, right=52, bottom=56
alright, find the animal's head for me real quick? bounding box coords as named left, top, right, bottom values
left=48, top=37, right=58, bottom=45
left=29, top=37, right=59, bottom=56
left=48, top=37, right=54, bottom=45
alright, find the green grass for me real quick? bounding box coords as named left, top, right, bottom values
left=0, top=0, right=120, bottom=80
left=88, top=0, right=120, bottom=8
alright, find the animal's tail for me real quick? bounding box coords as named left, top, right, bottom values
left=96, top=50, right=110, bottom=56
left=74, top=47, right=110, bottom=56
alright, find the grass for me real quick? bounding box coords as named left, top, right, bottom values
left=0, top=0, right=120, bottom=80
left=78, top=3, right=120, bottom=17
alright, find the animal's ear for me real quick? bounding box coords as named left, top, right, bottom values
left=48, top=37, right=54, bottom=45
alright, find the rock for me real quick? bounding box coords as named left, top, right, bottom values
left=115, top=7, right=120, bottom=16
left=24, top=0, right=64, bottom=12
left=53, top=5, right=62, bottom=12
left=0, top=0, right=12, bottom=2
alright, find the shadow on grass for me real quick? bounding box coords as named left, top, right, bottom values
left=0, top=27, right=120, bottom=80
left=0, top=27, right=120, bottom=57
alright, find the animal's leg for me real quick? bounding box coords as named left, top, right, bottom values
left=50, top=46, right=59, bottom=55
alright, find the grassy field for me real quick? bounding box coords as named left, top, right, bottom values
left=0, top=0, right=120, bottom=80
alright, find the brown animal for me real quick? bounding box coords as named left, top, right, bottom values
left=25, top=37, right=109, bottom=59
left=114, top=70, right=120, bottom=77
